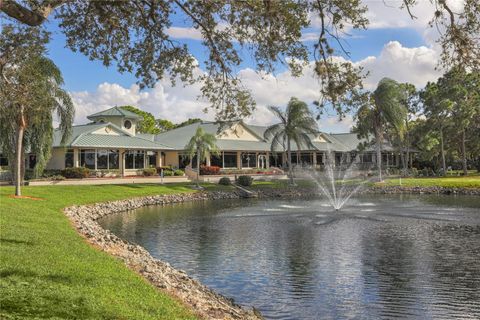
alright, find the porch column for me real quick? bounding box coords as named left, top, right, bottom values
left=206, top=152, right=211, bottom=166
left=255, top=152, right=259, bottom=168
left=156, top=151, right=162, bottom=168
left=73, top=148, right=79, bottom=167
left=266, top=152, right=270, bottom=169
left=313, top=152, right=317, bottom=167
left=119, top=148, right=125, bottom=177
left=322, top=152, right=326, bottom=164
left=236, top=151, right=242, bottom=169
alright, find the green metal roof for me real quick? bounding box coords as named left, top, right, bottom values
left=53, top=122, right=171, bottom=150
left=87, top=106, right=143, bottom=121
left=153, top=121, right=380, bottom=152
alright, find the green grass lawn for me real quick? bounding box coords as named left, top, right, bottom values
left=379, top=175, right=480, bottom=188
left=0, top=183, right=199, bottom=320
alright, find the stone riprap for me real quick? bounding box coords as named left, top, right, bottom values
left=64, top=191, right=263, bottom=320
left=367, top=185, right=480, bottom=195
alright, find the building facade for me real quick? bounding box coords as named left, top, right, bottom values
left=0, top=107, right=410, bottom=177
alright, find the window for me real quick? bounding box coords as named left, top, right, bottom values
left=361, top=154, right=373, bottom=163
left=108, top=150, right=119, bottom=169
left=97, top=149, right=108, bottom=169
left=135, top=151, right=145, bottom=169
left=80, top=149, right=96, bottom=169
left=316, top=153, right=323, bottom=165
left=269, top=153, right=282, bottom=167
left=124, top=120, right=132, bottom=129
left=223, top=152, right=237, bottom=168
left=125, top=150, right=145, bottom=169
left=178, top=153, right=191, bottom=169
left=300, top=152, right=313, bottom=165
left=27, top=155, right=36, bottom=169
left=125, top=151, right=134, bottom=169
left=210, top=155, right=222, bottom=167
left=65, top=149, right=74, bottom=168
left=242, top=152, right=256, bottom=168
left=147, top=151, right=156, bottom=168
left=0, top=154, right=8, bottom=166
left=290, top=153, right=299, bottom=165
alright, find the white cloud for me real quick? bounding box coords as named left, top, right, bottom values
left=70, top=41, right=441, bottom=132
left=166, top=26, right=203, bottom=40
left=356, top=40, right=441, bottom=89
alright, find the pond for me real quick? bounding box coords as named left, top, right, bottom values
left=99, top=195, right=480, bottom=319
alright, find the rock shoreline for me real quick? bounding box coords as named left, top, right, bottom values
left=63, top=185, right=479, bottom=320
left=64, top=191, right=264, bottom=320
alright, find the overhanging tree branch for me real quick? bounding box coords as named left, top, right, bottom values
left=0, top=0, right=66, bottom=26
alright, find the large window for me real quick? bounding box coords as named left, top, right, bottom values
left=147, top=151, right=156, bottom=168
left=290, top=153, right=299, bottom=165
left=125, top=150, right=145, bottom=169
left=0, top=154, right=8, bottom=166
left=108, top=150, right=119, bottom=169
left=269, top=153, right=282, bottom=167
left=241, top=152, right=256, bottom=168
left=316, top=153, right=323, bottom=165
left=178, top=153, right=190, bottom=169
left=361, top=153, right=373, bottom=163
left=65, top=149, right=74, bottom=168
left=97, top=149, right=108, bottom=169
left=300, top=152, right=313, bottom=165
left=223, top=152, right=237, bottom=168
left=211, top=154, right=222, bottom=167
left=80, top=149, right=96, bottom=169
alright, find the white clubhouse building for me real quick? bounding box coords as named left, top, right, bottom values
left=1, top=106, right=407, bottom=176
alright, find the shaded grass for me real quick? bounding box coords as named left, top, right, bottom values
left=0, top=183, right=198, bottom=320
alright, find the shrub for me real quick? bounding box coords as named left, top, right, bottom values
left=41, top=169, right=63, bottom=178
left=174, top=169, right=184, bottom=176
left=156, top=166, right=172, bottom=174
left=421, top=168, right=429, bottom=177
left=218, top=177, right=231, bottom=185
left=143, top=168, right=157, bottom=176
left=200, top=165, right=220, bottom=175
left=163, top=169, right=174, bottom=176
left=62, top=167, right=90, bottom=179
left=237, top=175, right=253, bottom=187
left=50, top=175, right=66, bottom=181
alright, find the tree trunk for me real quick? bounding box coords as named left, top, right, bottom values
left=196, top=147, right=201, bottom=187
left=461, top=129, right=468, bottom=176
left=440, top=128, right=446, bottom=176
left=287, top=138, right=294, bottom=185
left=375, top=130, right=382, bottom=182
left=14, top=105, right=26, bottom=196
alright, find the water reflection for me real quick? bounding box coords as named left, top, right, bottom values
left=100, top=195, right=480, bottom=320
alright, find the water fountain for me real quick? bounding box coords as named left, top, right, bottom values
left=303, top=150, right=375, bottom=210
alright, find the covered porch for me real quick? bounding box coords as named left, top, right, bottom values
left=57, top=148, right=166, bottom=177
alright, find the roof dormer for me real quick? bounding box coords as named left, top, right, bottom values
left=87, top=106, right=143, bottom=136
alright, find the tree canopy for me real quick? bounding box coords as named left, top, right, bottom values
left=119, top=105, right=160, bottom=134
left=2, top=0, right=477, bottom=120
left=264, top=97, right=318, bottom=184
left=0, top=25, right=73, bottom=195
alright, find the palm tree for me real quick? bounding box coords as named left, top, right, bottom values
left=185, top=127, right=219, bottom=187
left=355, top=78, right=407, bottom=181
left=264, top=97, right=318, bottom=185
left=0, top=56, right=74, bottom=196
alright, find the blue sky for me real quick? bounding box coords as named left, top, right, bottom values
left=38, top=1, right=446, bottom=132
left=47, top=24, right=425, bottom=92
